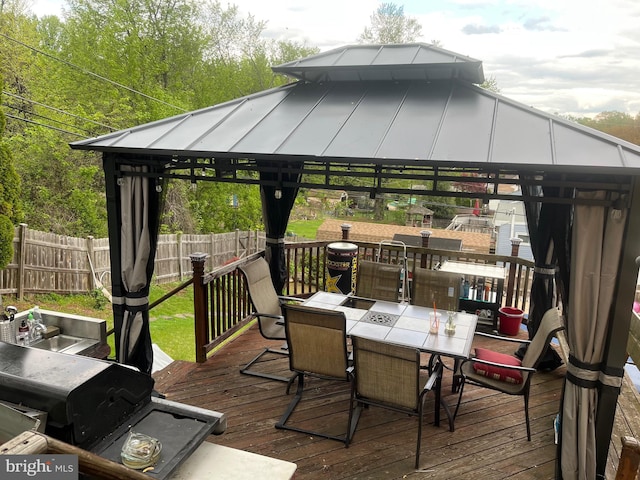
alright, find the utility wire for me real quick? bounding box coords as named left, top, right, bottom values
left=3, top=90, right=117, bottom=131
left=0, top=32, right=188, bottom=113
left=5, top=113, right=87, bottom=138
left=3, top=102, right=97, bottom=136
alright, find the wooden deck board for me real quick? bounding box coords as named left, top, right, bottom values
left=153, top=323, right=636, bottom=479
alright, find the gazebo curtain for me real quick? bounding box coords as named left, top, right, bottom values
left=560, top=190, right=626, bottom=479
left=259, top=165, right=302, bottom=293
left=107, top=162, right=165, bottom=375
left=518, top=180, right=570, bottom=370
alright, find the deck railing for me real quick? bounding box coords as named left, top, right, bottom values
left=189, top=240, right=534, bottom=363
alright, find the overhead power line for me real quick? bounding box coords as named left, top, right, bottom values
left=3, top=102, right=97, bottom=136
left=3, top=91, right=117, bottom=131
left=5, top=113, right=87, bottom=138
left=0, top=32, right=188, bottom=113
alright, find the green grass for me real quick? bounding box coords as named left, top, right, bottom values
left=11, top=281, right=198, bottom=362
left=288, top=218, right=323, bottom=238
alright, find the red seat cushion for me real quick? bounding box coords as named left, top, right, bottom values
left=472, top=347, right=523, bottom=384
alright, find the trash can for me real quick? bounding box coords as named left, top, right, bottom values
left=498, top=306, right=524, bottom=336
left=326, top=242, right=358, bottom=294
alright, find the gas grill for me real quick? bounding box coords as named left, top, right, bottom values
left=0, top=342, right=226, bottom=479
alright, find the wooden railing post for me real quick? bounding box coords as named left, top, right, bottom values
left=341, top=223, right=351, bottom=240
left=505, top=237, right=522, bottom=305
left=615, top=436, right=640, bottom=479
left=191, top=252, right=209, bottom=363
left=420, top=230, right=431, bottom=269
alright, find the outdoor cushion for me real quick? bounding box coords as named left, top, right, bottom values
left=473, top=347, right=523, bottom=384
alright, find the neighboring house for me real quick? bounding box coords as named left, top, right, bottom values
left=490, top=196, right=533, bottom=261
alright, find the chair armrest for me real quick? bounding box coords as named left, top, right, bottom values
left=251, top=312, right=285, bottom=325
left=422, top=358, right=442, bottom=393
left=463, top=357, right=536, bottom=373
left=278, top=296, right=304, bottom=303
left=474, top=330, right=531, bottom=346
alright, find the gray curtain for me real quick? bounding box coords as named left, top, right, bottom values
left=110, top=164, right=164, bottom=375
left=560, top=190, right=626, bottom=479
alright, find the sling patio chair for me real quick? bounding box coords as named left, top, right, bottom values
left=410, top=267, right=461, bottom=312
left=349, top=335, right=446, bottom=469
left=275, top=303, right=360, bottom=446
left=355, top=260, right=403, bottom=303
left=238, top=257, right=302, bottom=383
left=411, top=267, right=463, bottom=389
left=453, top=307, right=564, bottom=440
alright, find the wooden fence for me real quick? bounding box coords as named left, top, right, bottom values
left=0, top=224, right=265, bottom=300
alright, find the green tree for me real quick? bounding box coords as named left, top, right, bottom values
left=0, top=80, right=23, bottom=268
left=358, top=3, right=422, bottom=44
left=577, top=111, right=640, bottom=145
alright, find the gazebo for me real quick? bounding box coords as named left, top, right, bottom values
left=71, top=43, right=640, bottom=479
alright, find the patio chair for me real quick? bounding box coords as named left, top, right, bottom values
left=238, top=257, right=301, bottom=383
left=275, top=303, right=359, bottom=446
left=349, top=336, right=446, bottom=469
left=411, top=267, right=461, bottom=312
left=453, top=307, right=564, bottom=440
left=356, top=260, right=403, bottom=302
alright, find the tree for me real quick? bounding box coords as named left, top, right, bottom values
left=358, top=3, right=422, bottom=44
left=0, top=80, right=23, bottom=269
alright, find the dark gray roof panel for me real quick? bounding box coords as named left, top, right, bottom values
left=274, top=83, right=367, bottom=155
left=430, top=85, right=496, bottom=162
left=273, top=43, right=485, bottom=84
left=553, top=123, right=628, bottom=167
left=71, top=40, right=640, bottom=174
left=492, top=102, right=554, bottom=165
left=376, top=83, right=451, bottom=159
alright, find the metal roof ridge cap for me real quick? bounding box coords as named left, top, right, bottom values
left=184, top=99, right=248, bottom=150
left=226, top=92, right=293, bottom=152
left=275, top=84, right=335, bottom=154
left=106, top=130, right=131, bottom=147
left=487, top=97, right=499, bottom=163
left=427, top=82, right=455, bottom=160
left=548, top=118, right=558, bottom=166
left=371, top=45, right=385, bottom=65
left=372, top=82, right=411, bottom=158
left=146, top=113, right=193, bottom=149
left=617, top=145, right=628, bottom=167
left=319, top=85, right=370, bottom=157
left=332, top=47, right=349, bottom=66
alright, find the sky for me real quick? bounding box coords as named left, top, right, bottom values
left=29, top=0, right=640, bottom=119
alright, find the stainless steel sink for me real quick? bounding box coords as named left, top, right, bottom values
left=30, top=334, right=98, bottom=354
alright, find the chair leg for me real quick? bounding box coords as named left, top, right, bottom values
left=276, top=374, right=354, bottom=446
left=524, top=391, right=531, bottom=441
left=240, top=346, right=295, bottom=383
left=416, top=398, right=425, bottom=469
left=453, top=377, right=466, bottom=420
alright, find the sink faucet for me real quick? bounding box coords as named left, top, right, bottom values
left=31, top=318, right=47, bottom=342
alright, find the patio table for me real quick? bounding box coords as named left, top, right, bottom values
left=302, top=291, right=478, bottom=429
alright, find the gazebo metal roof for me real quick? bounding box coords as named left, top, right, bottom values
left=71, top=43, right=640, bottom=206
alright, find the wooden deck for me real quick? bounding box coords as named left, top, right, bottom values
left=153, top=324, right=640, bottom=479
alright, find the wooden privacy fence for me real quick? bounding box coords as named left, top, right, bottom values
left=0, top=224, right=265, bottom=300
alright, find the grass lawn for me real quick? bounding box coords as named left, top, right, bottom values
left=287, top=218, right=323, bottom=238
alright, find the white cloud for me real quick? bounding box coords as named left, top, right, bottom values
left=29, top=0, right=640, bottom=118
